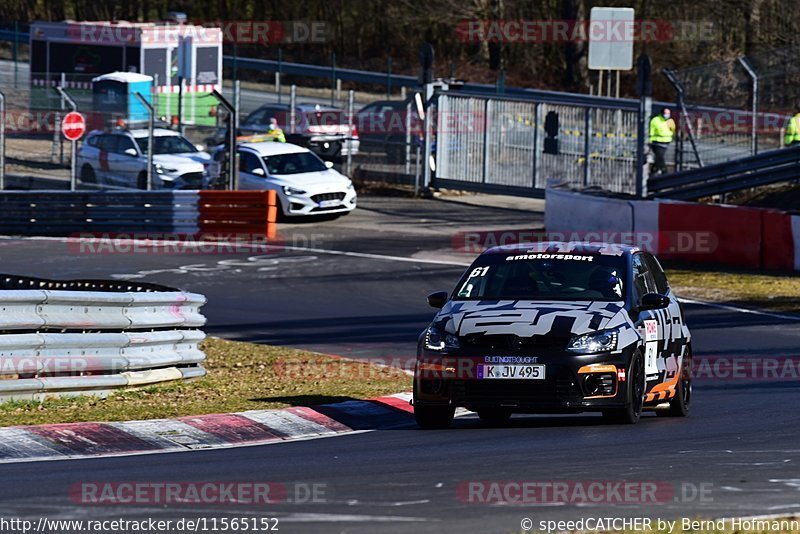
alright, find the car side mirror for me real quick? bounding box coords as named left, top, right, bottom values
left=324, top=161, right=334, bottom=169
left=251, top=168, right=266, bottom=177
left=124, top=148, right=138, bottom=157
left=427, top=291, right=449, bottom=309
left=639, top=292, right=670, bottom=311
left=195, top=144, right=205, bottom=152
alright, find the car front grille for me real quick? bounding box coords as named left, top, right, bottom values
left=311, top=192, right=346, bottom=203
left=179, top=172, right=205, bottom=186
left=449, top=377, right=579, bottom=407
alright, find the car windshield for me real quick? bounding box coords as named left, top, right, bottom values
left=136, top=135, right=198, bottom=155
left=453, top=251, right=627, bottom=302
left=263, top=152, right=327, bottom=175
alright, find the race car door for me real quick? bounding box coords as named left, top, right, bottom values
left=631, top=253, right=675, bottom=393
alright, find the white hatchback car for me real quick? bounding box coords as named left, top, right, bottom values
left=211, top=142, right=357, bottom=217
left=77, top=128, right=212, bottom=189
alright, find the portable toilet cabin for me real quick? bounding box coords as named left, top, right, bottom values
left=91, top=72, right=153, bottom=129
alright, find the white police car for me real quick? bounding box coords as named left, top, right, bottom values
left=77, top=128, right=212, bottom=189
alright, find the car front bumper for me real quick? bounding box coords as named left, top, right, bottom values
left=281, top=187, right=357, bottom=216
left=413, top=346, right=637, bottom=413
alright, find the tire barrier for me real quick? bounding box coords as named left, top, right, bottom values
left=545, top=188, right=800, bottom=271
left=0, top=274, right=207, bottom=402
left=0, top=190, right=278, bottom=239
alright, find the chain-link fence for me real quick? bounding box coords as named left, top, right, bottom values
left=435, top=93, right=639, bottom=195
left=666, top=44, right=800, bottom=170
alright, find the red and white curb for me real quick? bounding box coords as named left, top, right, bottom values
left=0, top=393, right=413, bottom=464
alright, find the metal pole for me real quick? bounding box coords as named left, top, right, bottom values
left=290, top=85, right=297, bottom=134
left=482, top=99, right=491, bottom=183
left=234, top=80, right=241, bottom=128
left=405, top=100, right=412, bottom=175
left=532, top=103, right=540, bottom=188
left=55, top=87, right=78, bottom=190
left=59, top=72, right=65, bottom=165
left=153, top=74, right=159, bottom=120
left=212, top=89, right=238, bottom=191
left=636, top=95, right=651, bottom=197
left=177, top=75, right=183, bottom=133
left=346, top=90, right=354, bottom=177
left=738, top=56, right=759, bottom=155
left=134, top=92, right=154, bottom=191
left=13, top=21, right=18, bottom=89
left=331, top=53, right=336, bottom=107
left=387, top=57, right=392, bottom=99
left=277, top=48, right=282, bottom=104
left=0, top=91, right=5, bottom=190
left=615, top=71, right=620, bottom=99
left=583, top=107, right=592, bottom=187
left=422, top=83, right=434, bottom=189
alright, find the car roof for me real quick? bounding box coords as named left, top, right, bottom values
left=239, top=142, right=310, bottom=156
left=483, top=241, right=640, bottom=256
left=87, top=128, right=181, bottom=138
left=253, top=103, right=341, bottom=112
left=127, top=128, right=183, bottom=137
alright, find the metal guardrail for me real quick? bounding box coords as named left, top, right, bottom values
left=648, top=144, right=800, bottom=200
left=0, top=274, right=207, bottom=401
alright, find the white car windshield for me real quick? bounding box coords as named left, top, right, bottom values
left=136, top=136, right=198, bottom=155
left=263, top=152, right=327, bottom=175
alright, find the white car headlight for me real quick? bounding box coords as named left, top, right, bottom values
left=346, top=181, right=354, bottom=190
left=154, top=164, right=178, bottom=174
left=567, top=329, right=618, bottom=354
left=283, top=186, right=307, bottom=196
left=424, top=326, right=460, bottom=352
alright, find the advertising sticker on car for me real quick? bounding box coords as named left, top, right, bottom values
left=478, top=364, right=545, bottom=380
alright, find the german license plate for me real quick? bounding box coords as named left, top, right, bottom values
left=478, top=364, right=545, bottom=380
left=318, top=199, right=340, bottom=208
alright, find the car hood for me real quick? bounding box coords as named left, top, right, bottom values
left=153, top=153, right=211, bottom=169
left=435, top=300, right=630, bottom=339
left=272, top=169, right=350, bottom=189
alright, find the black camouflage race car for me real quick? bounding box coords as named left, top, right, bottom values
left=413, top=242, right=692, bottom=428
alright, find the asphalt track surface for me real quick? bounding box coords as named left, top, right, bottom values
left=0, top=197, right=799, bottom=533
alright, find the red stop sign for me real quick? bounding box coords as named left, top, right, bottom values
left=62, top=112, right=86, bottom=141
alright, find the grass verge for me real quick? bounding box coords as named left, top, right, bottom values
left=665, top=264, right=800, bottom=313
left=0, top=337, right=410, bottom=427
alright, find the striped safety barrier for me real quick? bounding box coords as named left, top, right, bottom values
left=0, top=190, right=278, bottom=239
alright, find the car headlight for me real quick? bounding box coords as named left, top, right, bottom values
left=567, top=329, right=618, bottom=354
left=346, top=181, right=354, bottom=190
left=424, top=326, right=460, bottom=352
left=154, top=164, right=178, bottom=174
left=283, top=186, right=307, bottom=196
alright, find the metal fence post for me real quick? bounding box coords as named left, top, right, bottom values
left=0, top=90, right=5, bottom=190
left=583, top=107, right=592, bottom=187
left=532, top=103, right=540, bottom=189
left=290, top=85, right=297, bottom=134
left=55, top=87, right=78, bottom=191
left=134, top=92, right=154, bottom=190
left=234, top=80, right=241, bottom=127
left=738, top=56, right=759, bottom=155
left=346, top=90, right=354, bottom=177
left=277, top=48, right=283, bottom=104
left=482, top=99, right=491, bottom=183
left=153, top=74, right=159, bottom=119
left=331, top=53, right=336, bottom=107
left=386, top=57, right=392, bottom=98
left=212, top=89, right=238, bottom=191
left=59, top=72, right=66, bottom=165
left=405, top=100, right=412, bottom=176
left=636, top=95, right=651, bottom=197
